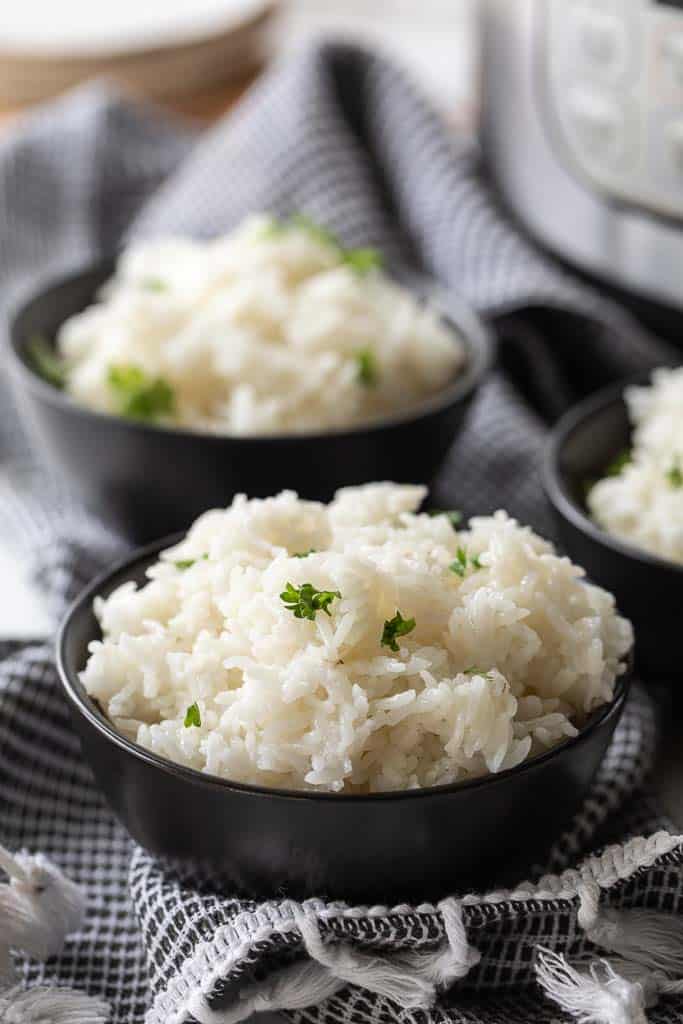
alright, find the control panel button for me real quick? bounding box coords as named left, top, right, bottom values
left=545, top=0, right=683, bottom=219
left=573, top=7, right=628, bottom=75
left=662, top=33, right=683, bottom=89
left=665, top=120, right=683, bottom=173
left=643, top=111, right=683, bottom=218
left=566, top=87, right=628, bottom=165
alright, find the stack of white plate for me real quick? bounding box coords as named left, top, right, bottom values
left=0, top=0, right=276, bottom=106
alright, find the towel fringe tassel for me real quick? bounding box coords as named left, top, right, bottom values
left=187, top=898, right=480, bottom=1024
left=0, top=843, right=86, bottom=963
left=296, top=897, right=480, bottom=1008
left=537, top=885, right=683, bottom=1023
left=536, top=948, right=649, bottom=1024
left=0, top=984, right=110, bottom=1023
left=0, top=844, right=109, bottom=1019
left=187, top=958, right=343, bottom=1024
left=578, top=882, right=683, bottom=976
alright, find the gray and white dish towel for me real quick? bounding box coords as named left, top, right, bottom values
left=0, top=41, right=681, bottom=1024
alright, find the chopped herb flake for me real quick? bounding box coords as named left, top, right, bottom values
left=450, top=547, right=468, bottom=578
left=107, top=364, right=175, bottom=422
left=142, top=277, right=166, bottom=292
left=27, top=335, right=68, bottom=389
left=464, top=666, right=492, bottom=679
left=289, top=213, right=339, bottom=248
left=266, top=214, right=384, bottom=277
left=428, top=509, right=463, bottom=528
left=174, top=554, right=207, bottom=570
left=450, top=547, right=483, bottom=578
left=667, top=459, right=683, bottom=489
left=293, top=549, right=316, bottom=558
left=184, top=702, right=201, bottom=728
left=280, top=582, right=341, bottom=620
left=355, top=348, right=379, bottom=387
left=381, top=610, right=416, bottom=652
left=606, top=450, right=631, bottom=477
left=259, top=216, right=287, bottom=238
left=342, top=247, right=383, bottom=275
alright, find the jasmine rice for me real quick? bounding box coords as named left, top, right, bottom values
left=54, top=215, right=464, bottom=435
left=587, top=367, right=683, bottom=565
left=81, top=484, right=632, bottom=793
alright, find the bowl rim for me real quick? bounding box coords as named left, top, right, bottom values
left=56, top=531, right=632, bottom=804
left=543, top=373, right=683, bottom=576
left=8, top=259, right=494, bottom=444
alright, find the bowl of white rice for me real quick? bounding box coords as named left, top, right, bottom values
left=545, top=368, right=682, bottom=680
left=9, top=215, right=491, bottom=542
left=58, top=483, right=632, bottom=901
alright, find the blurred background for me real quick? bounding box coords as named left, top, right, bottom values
left=0, top=1, right=477, bottom=125
left=0, top=0, right=477, bottom=634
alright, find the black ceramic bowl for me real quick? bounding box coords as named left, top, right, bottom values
left=57, top=536, right=631, bottom=904
left=9, top=262, right=492, bottom=544
left=544, top=377, right=682, bottom=682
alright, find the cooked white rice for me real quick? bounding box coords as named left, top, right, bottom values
left=587, top=367, right=683, bottom=565
left=81, top=483, right=632, bottom=793
left=57, top=215, right=464, bottom=435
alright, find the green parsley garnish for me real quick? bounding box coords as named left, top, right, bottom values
left=464, top=666, right=492, bottom=679
left=355, top=348, right=378, bottom=387
left=259, top=216, right=287, bottom=239
left=107, top=364, right=175, bottom=422
left=342, top=247, right=383, bottom=275
left=381, top=610, right=416, bottom=652
left=293, top=549, right=316, bottom=558
left=280, top=582, right=341, bottom=620
left=27, top=335, right=69, bottom=389
left=667, top=458, right=683, bottom=488
left=606, top=450, right=631, bottom=477
left=583, top=452, right=632, bottom=499
left=184, top=702, right=201, bottom=728
left=174, top=554, right=208, bottom=570
left=266, top=213, right=383, bottom=276
left=428, top=509, right=463, bottom=528
left=450, top=547, right=468, bottom=577
left=142, top=277, right=166, bottom=292
left=450, top=547, right=483, bottom=578
left=289, top=213, right=339, bottom=248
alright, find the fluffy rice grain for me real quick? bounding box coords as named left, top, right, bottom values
left=81, top=484, right=632, bottom=792
left=588, top=367, right=683, bottom=564
left=58, top=216, right=464, bottom=435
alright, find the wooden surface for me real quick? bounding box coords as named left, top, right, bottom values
left=0, top=1, right=476, bottom=127
left=0, top=2, right=276, bottom=109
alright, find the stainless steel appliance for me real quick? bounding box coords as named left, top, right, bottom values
left=481, top=0, right=683, bottom=313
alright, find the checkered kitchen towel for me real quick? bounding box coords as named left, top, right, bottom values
left=1, top=41, right=682, bottom=1024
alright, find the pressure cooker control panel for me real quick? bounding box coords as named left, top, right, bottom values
left=544, top=0, right=683, bottom=218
